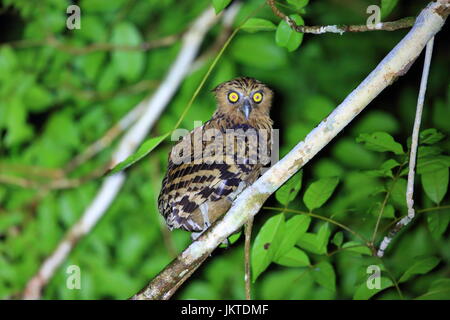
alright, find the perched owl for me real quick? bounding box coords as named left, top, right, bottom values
left=158, top=77, right=274, bottom=238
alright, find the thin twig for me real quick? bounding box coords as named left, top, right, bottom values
left=267, top=0, right=415, bottom=34
left=377, top=37, right=435, bottom=257
left=0, top=164, right=109, bottom=190
left=7, top=34, right=179, bottom=55
left=131, top=1, right=448, bottom=300
left=375, top=256, right=404, bottom=299
left=244, top=217, right=254, bottom=300
left=0, top=163, right=64, bottom=180
left=264, top=206, right=368, bottom=243
left=55, top=79, right=159, bottom=103
left=64, top=100, right=149, bottom=173
left=22, top=7, right=220, bottom=300
left=370, top=160, right=407, bottom=245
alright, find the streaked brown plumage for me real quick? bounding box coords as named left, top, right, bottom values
left=158, top=77, right=273, bottom=237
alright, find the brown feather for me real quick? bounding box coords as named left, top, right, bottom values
left=158, top=77, right=274, bottom=234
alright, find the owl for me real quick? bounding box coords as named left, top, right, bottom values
left=158, top=77, right=274, bottom=238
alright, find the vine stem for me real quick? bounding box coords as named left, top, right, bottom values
left=377, top=36, right=435, bottom=258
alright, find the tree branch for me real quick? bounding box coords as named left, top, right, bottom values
left=267, top=0, right=416, bottom=34
left=22, top=6, right=221, bottom=300
left=131, top=0, right=449, bottom=300
left=7, top=34, right=179, bottom=55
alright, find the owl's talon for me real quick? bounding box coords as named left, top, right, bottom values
left=199, top=202, right=211, bottom=229
left=222, top=237, right=230, bottom=247
left=191, top=231, right=202, bottom=241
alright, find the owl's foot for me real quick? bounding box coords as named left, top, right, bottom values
left=199, top=202, right=211, bottom=230
left=191, top=231, right=203, bottom=241
left=221, top=237, right=231, bottom=247
left=190, top=231, right=230, bottom=247
left=226, top=181, right=248, bottom=202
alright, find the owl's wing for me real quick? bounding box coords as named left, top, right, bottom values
left=158, top=122, right=262, bottom=232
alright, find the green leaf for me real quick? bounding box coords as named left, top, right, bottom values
left=77, top=14, right=108, bottom=42
left=212, top=0, right=231, bottom=14
left=312, top=261, right=336, bottom=292
left=418, top=146, right=443, bottom=159
left=276, top=214, right=310, bottom=258
left=0, top=46, right=18, bottom=74
left=332, top=139, right=378, bottom=169
left=421, top=167, right=449, bottom=204
left=241, top=18, right=276, bottom=33
left=275, top=170, right=303, bottom=206
left=417, top=155, right=450, bottom=174
left=274, top=247, right=310, bottom=267
left=427, top=210, right=450, bottom=240
left=287, top=0, right=309, bottom=10
left=351, top=110, right=399, bottom=135
left=389, top=178, right=407, bottom=208
left=356, top=132, right=404, bottom=155
left=80, top=0, right=128, bottom=13
left=420, top=128, right=444, bottom=145
left=297, top=223, right=330, bottom=255
left=399, top=256, right=440, bottom=283
left=433, top=100, right=450, bottom=133
left=381, top=0, right=399, bottom=19
left=230, top=34, right=286, bottom=69
left=4, top=98, right=33, bottom=147
left=313, top=159, right=344, bottom=178
left=219, top=231, right=242, bottom=248
left=275, top=14, right=304, bottom=52
left=45, top=111, right=80, bottom=148
left=260, top=269, right=310, bottom=299
left=302, top=95, right=334, bottom=123
left=369, top=203, right=395, bottom=219
left=353, top=277, right=393, bottom=300
left=331, top=231, right=343, bottom=247
left=342, top=241, right=372, bottom=255
left=111, top=22, right=145, bottom=82
left=251, top=213, right=285, bottom=282
left=23, top=85, right=53, bottom=112
left=417, top=279, right=450, bottom=300
left=303, top=177, right=339, bottom=211
left=383, top=159, right=401, bottom=169
left=365, top=159, right=400, bottom=178
left=108, top=133, right=169, bottom=175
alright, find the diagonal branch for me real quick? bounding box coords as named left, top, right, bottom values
left=132, top=0, right=448, bottom=300
left=22, top=6, right=221, bottom=300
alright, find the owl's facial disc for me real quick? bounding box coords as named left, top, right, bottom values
left=241, top=98, right=252, bottom=120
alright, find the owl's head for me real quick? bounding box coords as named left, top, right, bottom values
left=212, top=77, right=273, bottom=122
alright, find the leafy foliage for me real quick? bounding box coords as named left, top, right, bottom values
left=0, top=0, right=448, bottom=300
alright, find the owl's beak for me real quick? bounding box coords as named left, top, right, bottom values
left=241, top=99, right=252, bottom=120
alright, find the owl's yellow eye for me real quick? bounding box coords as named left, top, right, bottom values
left=252, top=92, right=263, bottom=103
left=228, top=91, right=239, bottom=103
